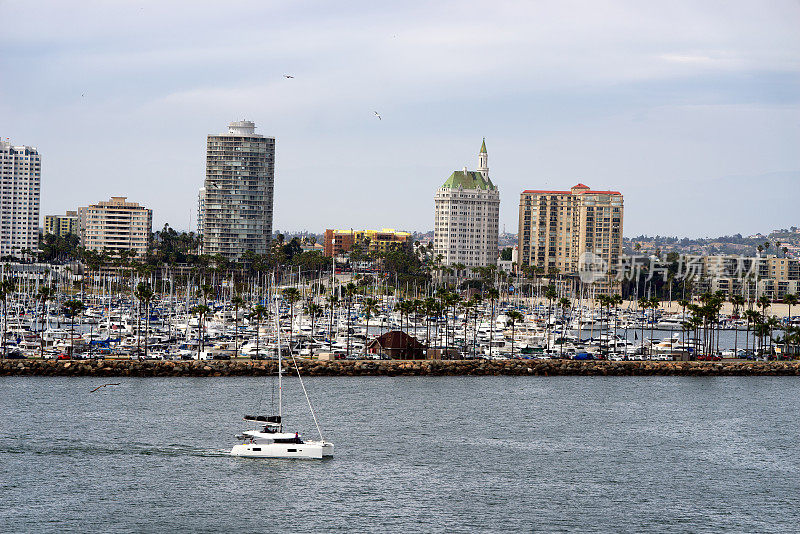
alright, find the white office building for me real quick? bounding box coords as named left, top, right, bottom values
left=0, top=139, right=41, bottom=257
left=434, top=140, right=500, bottom=268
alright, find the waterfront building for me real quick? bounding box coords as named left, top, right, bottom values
left=433, top=140, right=500, bottom=268
left=693, top=255, right=800, bottom=300
left=44, top=211, right=78, bottom=237
left=77, top=197, right=152, bottom=257
left=324, top=228, right=412, bottom=257
left=517, top=183, right=623, bottom=280
left=200, top=120, right=274, bottom=258
left=0, top=139, right=41, bottom=257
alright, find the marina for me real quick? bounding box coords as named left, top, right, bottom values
left=1, top=265, right=796, bottom=364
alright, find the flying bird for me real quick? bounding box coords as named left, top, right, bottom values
left=90, top=383, right=120, bottom=393
left=283, top=74, right=294, bottom=79
left=374, top=111, right=382, bottom=120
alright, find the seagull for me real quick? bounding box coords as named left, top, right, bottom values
left=90, top=383, right=120, bottom=393
left=283, top=74, right=294, bottom=79
left=374, top=111, right=382, bottom=120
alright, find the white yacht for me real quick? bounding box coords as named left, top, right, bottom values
left=231, top=297, right=333, bottom=460
left=231, top=416, right=333, bottom=459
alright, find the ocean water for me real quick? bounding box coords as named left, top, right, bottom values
left=1, top=376, right=799, bottom=533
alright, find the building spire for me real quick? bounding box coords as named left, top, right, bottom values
left=478, top=138, right=488, bottom=179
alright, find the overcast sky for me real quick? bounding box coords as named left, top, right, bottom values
left=1, top=0, right=798, bottom=238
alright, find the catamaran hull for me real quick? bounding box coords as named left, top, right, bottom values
left=230, top=441, right=333, bottom=459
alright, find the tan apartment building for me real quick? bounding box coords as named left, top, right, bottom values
left=78, top=197, right=152, bottom=257
left=44, top=211, right=78, bottom=237
left=324, top=228, right=412, bottom=257
left=695, top=255, right=800, bottom=300
left=518, top=183, right=623, bottom=279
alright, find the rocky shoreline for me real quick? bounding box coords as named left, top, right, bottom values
left=2, top=359, right=800, bottom=377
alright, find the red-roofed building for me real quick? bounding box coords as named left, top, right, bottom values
left=518, top=183, right=623, bottom=290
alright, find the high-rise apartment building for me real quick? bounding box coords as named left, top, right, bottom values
left=78, top=197, right=152, bottom=257
left=0, top=139, right=41, bottom=256
left=200, top=120, right=274, bottom=258
left=44, top=211, right=79, bottom=237
left=517, top=183, right=623, bottom=276
left=434, top=140, right=500, bottom=267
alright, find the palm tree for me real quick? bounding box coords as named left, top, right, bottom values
left=459, top=299, right=473, bottom=356
left=305, top=302, right=323, bottom=358
left=743, top=309, right=760, bottom=354
left=62, top=299, right=86, bottom=358
left=36, top=285, right=53, bottom=359
left=134, top=282, right=154, bottom=359
left=470, top=295, right=482, bottom=357
left=282, top=287, right=302, bottom=353
left=731, top=294, right=745, bottom=357
left=326, top=294, right=339, bottom=352
left=362, top=297, right=379, bottom=354
left=596, top=294, right=609, bottom=355
left=648, top=296, right=660, bottom=355
left=638, top=297, right=650, bottom=357
left=231, top=294, right=245, bottom=357
left=545, top=285, right=558, bottom=352
left=0, top=278, right=16, bottom=358
left=506, top=310, right=524, bottom=358
left=486, top=288, right=500, bottom=358
left=678, top=298, right=690, bottom=349
left=249, top=304, right=267, bottom=359
left=611, top=294, right=623, bottom=353
left=344, top=282, right=357, bottom=358
left=189, top=304, right=211, bottom=358
left=558, top=297, right=570, bottom=358
left=784, top=293, right=798, bottom=324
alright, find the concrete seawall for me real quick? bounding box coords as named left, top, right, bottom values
left=2, top=359, right=799, bottom=377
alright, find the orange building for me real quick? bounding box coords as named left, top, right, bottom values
left=324, top=228, right=411, bottom=257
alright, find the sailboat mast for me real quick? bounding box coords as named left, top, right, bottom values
left=274, top=290, right=282, bottom=426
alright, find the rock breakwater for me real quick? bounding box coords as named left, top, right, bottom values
left=2, top=359, right=799, bottom=377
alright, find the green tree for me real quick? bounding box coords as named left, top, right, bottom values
left=506, top=310, right=524, bottom=358
left=231, top=294, right=246, bottom=357
left=282, top=287, right=302, bottom=353
left=134, top=282, right=154, bottom=359
left=189, top=304, right=211, bottom=358
left=362, top=297, right=379, bottom=355
left=558, top=297, right=571, bottom=358
left=326, top=294, right=339, bottom=352
left=249, top=304, right=267, bottom=359
left=344, top=282, right=357, bottom=358
left=0, top=278, right=16, bottom=357
left=36, top=285, right=53, bottom=359
left=62, top=299, right=86, bottom=358
left=486, top=287, right=500, bottom=358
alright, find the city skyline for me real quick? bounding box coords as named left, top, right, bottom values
left=1, top=1, right=798, bottom=238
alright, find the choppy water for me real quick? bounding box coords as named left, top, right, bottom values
left=2, top=376, right=799, bottom=533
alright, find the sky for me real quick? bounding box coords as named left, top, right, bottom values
left=1, top=0, right=798, bottom=238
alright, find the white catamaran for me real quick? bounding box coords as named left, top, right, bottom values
left=230, top=299, right=333, bottom=459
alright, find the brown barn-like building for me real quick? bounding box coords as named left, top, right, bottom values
left=366, top=331, right=426, bottom=360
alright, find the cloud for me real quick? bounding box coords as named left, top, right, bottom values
left=0, top=0, right=798, bottom=237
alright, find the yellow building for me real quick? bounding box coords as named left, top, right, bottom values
left=44, top=211, right=79, bottom=237
left=324, top=228, right=411, bottom=257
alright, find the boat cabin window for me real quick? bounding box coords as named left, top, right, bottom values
left=252, top=448, right=261, bottom=451
left=287, top=449, right=297, bottom=453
